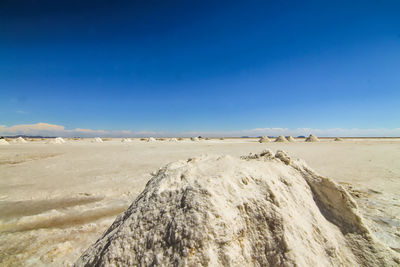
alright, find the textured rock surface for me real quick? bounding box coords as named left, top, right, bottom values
left=75, top=151, right=398, bottom=266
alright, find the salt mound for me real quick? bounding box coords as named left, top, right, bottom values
left=94, top=137, right=103, bottom=143
left=48, top=137, right=66, bottom=144
left=147, top=137, right=156, bottom=142
left=14, top=137, right=28, bottom=143
left=56, top=137, right=66, bottom=143
left=169, top=138, right=178, bottom=142
left=76, top=151, right=398, bottom=267
left=305, top=134, right=319, bottom=142
left=191, top=137, right=199, bottom=141
left=258, top=136, right=270, bottom=143
left=121, top=138, right=132, bottom=142
left=334, top=137, right=343, bottom=141
left=286, top=136, right=295, bottom=142
left=0, top=139, right=10, bottom=145
left=274, top=135, right=287, bottom=142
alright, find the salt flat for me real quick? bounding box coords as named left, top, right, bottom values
left=0, top=138, right=399, bottom=266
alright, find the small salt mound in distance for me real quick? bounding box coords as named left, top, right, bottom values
left=305, top=134, right=320, bottom=142
left=191, top=137, right=199, bottom=141
left=56, top=137, right=66, bottom=143
left=147, top=137, right=156, bottom=142
left=13, top=137, right=28, bottom=143
left=334, top=137, right=343, bottom=141
left=48, top=137, right=66, bottom=144
left=0, top=139, right=10, bottom=145
left=121, top=138, right=132, bottom=142
left=286, top=136, right=295, bottom=142
left=169, top=138, right=178, bottom=142
left=93, top=137, right=103, bottom=143
left=259, top=136, right=270, bottom=143
left=274, top=135, right=287, bottom=142
left=76, top=151, right=398, bottom=267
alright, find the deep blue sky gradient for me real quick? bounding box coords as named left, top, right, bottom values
left=1, top=0, right=399, bottom=132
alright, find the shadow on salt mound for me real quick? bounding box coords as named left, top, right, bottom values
left=334, top=137, right=343, bottom=141
left=191, top=137, right=199, bottom=141
left=76, top=151, right=398, bottom=267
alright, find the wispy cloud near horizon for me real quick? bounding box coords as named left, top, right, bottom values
left=0, top=122, right=399, bottom=138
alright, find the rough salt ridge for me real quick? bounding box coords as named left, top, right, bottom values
left=76, top=150, right=399, bottom=267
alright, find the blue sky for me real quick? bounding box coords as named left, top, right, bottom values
left=0, top=0, right=399, bottom=136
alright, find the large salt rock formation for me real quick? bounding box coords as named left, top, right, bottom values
left=334, top=137, right=343, bottom=141
left=147, top=137, right=156, bottom=142
left=258, top=136, right=270, bottom=143
left=76, top=151, right=398, bottom=267
left=305, top=134, right=320, bottom=142
left=191, top=137, right=199, bottom=141
left=274, top=135, right=287, bottom=142
left=93, top=137, right=103, bottom=143
left=121, top=138, right=132, bottom=142
left=0, top=139, right=10, bottom=145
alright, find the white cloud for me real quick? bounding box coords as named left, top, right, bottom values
left=0, top=122, right=399, bottom=137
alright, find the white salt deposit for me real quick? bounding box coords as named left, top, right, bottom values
left=76, top=151, right=398, bottom=266
left=56, top=137, right=66, bottom=143
left=286, top=136, right=295, bottom=142
left=305, top=134, right=320, bottom=142
left=259, top=136, right=270, bottom=143
left=274, top=135, right=287, bottom=142
left=48, top=137, right=66, bottom=144
left=93, top=137, right=103, bottom=143
left=13, top=137, right=28, bottom=143
left=191, top=137, right=199, bottom=141
left=147, top=137, right=156, bottom=142
left=121, top=138, right=132, bottom=142
left=0, top=139, right=10, bottom=145
left=169, top=138, right=178, bottom=142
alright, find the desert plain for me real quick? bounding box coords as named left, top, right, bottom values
left=0, top=137, right=399, bottom=266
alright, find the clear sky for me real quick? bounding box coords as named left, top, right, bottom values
left=1, top=0, right=399, bottom=136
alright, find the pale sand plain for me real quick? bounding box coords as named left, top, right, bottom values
left=0, top=138, right=399, bottom=266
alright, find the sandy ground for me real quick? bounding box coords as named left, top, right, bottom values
left=0, top=138, right=399, bottom=266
